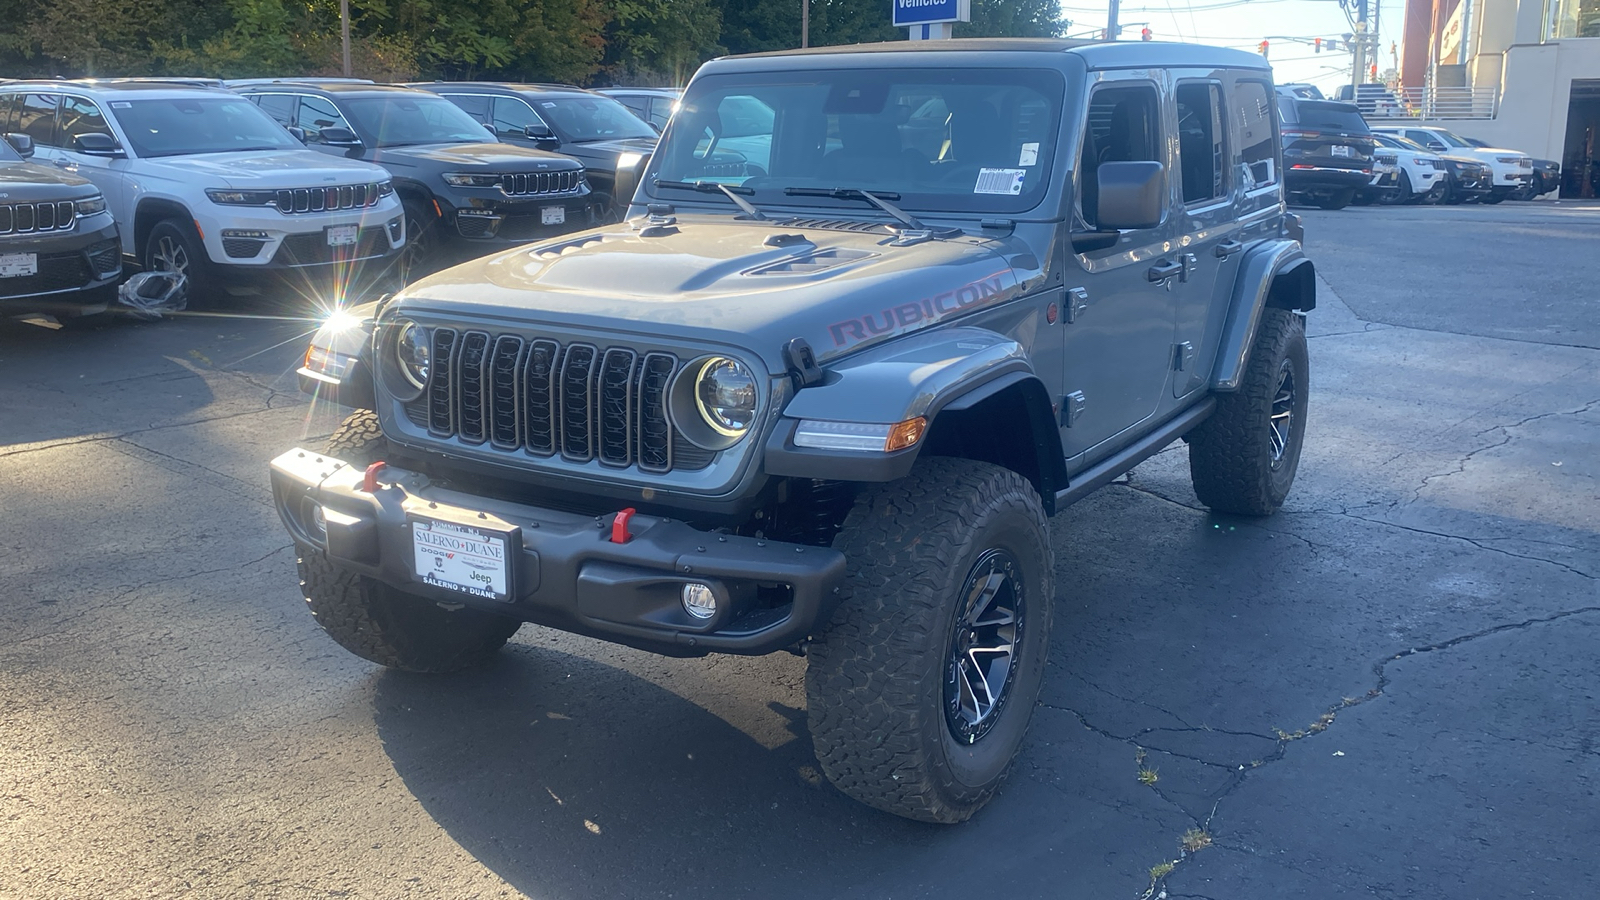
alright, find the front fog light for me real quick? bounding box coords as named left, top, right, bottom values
left=682, top=582, right=717, bottom=619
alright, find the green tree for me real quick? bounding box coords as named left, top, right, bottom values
left=603, top=0, right=723, bottom=85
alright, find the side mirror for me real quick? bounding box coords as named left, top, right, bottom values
left=1427, top=142, right=1446, bottom=151
left=318, top=127, right=363, bottom=148
left=287, top=125, right=307, bottom=143
left=4, top=132, right=34, bottom=158
left=523, top=123, right=560, bottom=150
left=73, top=133, right=125, bottom=158
left=1095, top=161, right=1166, bottom=230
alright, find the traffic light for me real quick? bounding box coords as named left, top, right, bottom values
left=1258, top=40, right=1269, bottom=57
left=1314, top=37, right=1321, bottom=52
left=1141, top=27, right=1152, bottom=41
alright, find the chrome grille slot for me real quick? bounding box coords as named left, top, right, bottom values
left=500, top=170, right=581, bottom=196
left=637, top=353, right=676, bottom=473
left=0, top=206, right=10, bottom=233
left=598, top=349, right=637, bottom=467
left=488, top=336, right=524, bottom=449
left=35, top=202, right=54, bottom=230
left=14, top=203, right=34, bottom=232
left=558, top=344, right=598, bottom=461
left=522, top=339, right=559, bottom=456
left=455, top=331, right=491, bottom=444
left=427, top=328, right=459, bottom=436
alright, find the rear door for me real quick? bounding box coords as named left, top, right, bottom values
left=1169, top=77, right=1234, bottom=400
left=1280, top=100, right=1375, bottom=178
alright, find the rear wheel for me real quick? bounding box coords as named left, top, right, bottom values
left=1188, top=309, right=1309, bottom=516
left=806, top=458, right=1054, bottom=823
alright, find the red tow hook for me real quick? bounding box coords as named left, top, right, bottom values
left=611, top=507, right=637, bottom=543
left=361, top=461, right=387, bottom=493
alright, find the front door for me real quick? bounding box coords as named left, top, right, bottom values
left=53, top=95, right=131, bottom=229
left=1059, top=74, right=1180, bottom=467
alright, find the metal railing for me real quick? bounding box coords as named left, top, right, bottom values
left=1356, top=85, right=1499, bottom=121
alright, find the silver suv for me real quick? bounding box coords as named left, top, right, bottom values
left=0, top=81, right=405, bottom=300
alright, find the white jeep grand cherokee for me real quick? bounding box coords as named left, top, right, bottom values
left=0, top=80, right=405, bottom=300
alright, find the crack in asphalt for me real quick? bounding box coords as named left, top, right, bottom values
left=7, top=544, right=294, bottom=648
left=1403, top=396, right=1600, bottom=509
left=1329, top=511, right=1596, bottom=580
left=105, top=436, right=275, bottom=507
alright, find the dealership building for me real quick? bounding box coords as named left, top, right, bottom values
left=1398, top=0, right=1599, bottom=196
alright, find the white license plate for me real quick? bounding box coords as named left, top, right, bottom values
left=412, top=517, right=512, bottom=601
left=540, top=206, right=565, bottom=226
left=1331, top=145, right=1354, bottom=158
left=0, top=252, right=38, bottom=278
left=326, top=224, right=360, bottom=246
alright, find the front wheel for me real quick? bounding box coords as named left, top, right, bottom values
left=1315, top=188, right=1353, bottom=211
left=1378, top=171, right=1412, bottom=205
left=806, top=458, right=1054, bottom=823
left=143, top=218, right=215, bottom=306
left=1187, top=309, right=1309, bottom=516
left=399, top=199, right=441, bottom=283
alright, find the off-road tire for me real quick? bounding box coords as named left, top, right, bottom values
left=805, top=458, right=1054, bottom=824
left=297, top=408, right=519, bottom=671
left=326, top=408, right=387, bottom=466
left=1188, top=308, right=1309, bottom=516
left=297, top=552, right=521, bottom=672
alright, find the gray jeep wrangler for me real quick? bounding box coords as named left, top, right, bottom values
left=272, top=38, right=1314, bottom=824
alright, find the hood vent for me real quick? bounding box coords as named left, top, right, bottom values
left=746, top=247, right=877, bottom=277
left=780, top=218, right=891, bottom=235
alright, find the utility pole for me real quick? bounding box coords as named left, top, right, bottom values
left=1351, top=0, right=1368, bottom=86
left=341, top=0, right=352, bottom=77
left=1107, top=0, right=1121, bottom=40
left=801, top=0, right=809, bottom=48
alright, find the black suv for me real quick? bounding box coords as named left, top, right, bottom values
left=413, top=83, right=657, bottom=222
left=232, top=82, right=594, bottom=274
left=1277, top=96, right=1375, bottom=210
left=0, top=132, right=121, bottom=317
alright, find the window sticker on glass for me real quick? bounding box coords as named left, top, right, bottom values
left=541, top=102, right=557, bottom=109
left=1019, top=142, right=1039, bottom=166
left=111, top=101, right=132, bottom=109
left=975, top=168, right=1026, bottom=195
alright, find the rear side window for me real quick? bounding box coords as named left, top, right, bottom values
left=58, top=96, right=110, bottom=148
left=1232, top=81, right=1277, bottom=188
left=253, top=93, right=298, bottom=126
left=1294, top=101, right=1371, bottom=134
left=19, top=94, right=58, bottom=147
left=1176, top=82, right=1226, bottom=204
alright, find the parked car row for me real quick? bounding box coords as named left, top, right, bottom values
left=0, top=76, right=673, bottom=321
left=1274, top=87, right=1555, bottom=210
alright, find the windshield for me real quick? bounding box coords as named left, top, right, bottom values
left=535, top=96, right=656, bottom=142
left=1433, top=129, right=1473, bottom=148
left=1383, top=135, right=1433, bottom=154
left=650, top=68, right=1067, bottom=214
left=111, top=97, right=301, bottom=158
left=341, top=95, right=493, bottom=147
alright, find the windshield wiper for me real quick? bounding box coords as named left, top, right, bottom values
left=782, top=187, right=961, bottom=240
left=654, top=179, right=769, bottom=220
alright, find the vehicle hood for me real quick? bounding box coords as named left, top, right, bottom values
left=139, top=150, right=388, bottom=186
left=561, top=137, right=657, bottom=160
left=373, top=142, right=582, bottom=171
left=0, top=159, right=98, bottom=194
left=396, top=217, right=1034, bottom=371
left=1461, top=148, right=1524, bottom=164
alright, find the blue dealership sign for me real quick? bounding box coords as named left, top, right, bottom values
left=892, top=0, right=970, bottom=27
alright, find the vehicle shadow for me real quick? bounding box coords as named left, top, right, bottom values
left=370, top=629, right=1180, bottom=900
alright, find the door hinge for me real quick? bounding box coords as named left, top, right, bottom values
left=1066, top=287, right=1089, bottom=323
left=1172, top=341, right=1196, bottom=371
left=1061, top=391, right=1088, bottom=427
left=1180, top=252, right=1198, bottom=283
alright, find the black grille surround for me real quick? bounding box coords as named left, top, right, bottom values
left=398, top=325, right=742, bottom=478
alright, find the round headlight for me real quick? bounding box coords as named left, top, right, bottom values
left=694, top=356, right=757, bottom=437
left=396, top=319, right=431, bottom=390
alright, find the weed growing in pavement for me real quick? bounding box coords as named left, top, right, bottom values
left=1180, top=828, right=1213, bottom=853
left=1138, top=767, right=1160, bottom=785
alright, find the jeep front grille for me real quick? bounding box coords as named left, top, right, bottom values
left=275, top=183, right=384, bottom=214
left=415, top=329, right=709, bottom=473
left=501, top=171, right=583, bottom=196
left=0, top=201, right=75, bottom=235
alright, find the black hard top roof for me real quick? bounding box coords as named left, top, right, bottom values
left=718, top=37, right=1268, bottom=71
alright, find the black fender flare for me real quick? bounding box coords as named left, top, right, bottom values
left=1210, top=240, right=1315, bottom=391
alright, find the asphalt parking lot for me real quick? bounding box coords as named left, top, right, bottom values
left=2, top=201, right=1596, bottom=899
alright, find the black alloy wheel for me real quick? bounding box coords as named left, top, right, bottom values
left=944, top=549, right=1025, bottom=745
left=399, top=200, right=438, bottom=283
left=1268, top=358, right=1297, bottom=470
left=1378, top=170, right=1412, bottom=205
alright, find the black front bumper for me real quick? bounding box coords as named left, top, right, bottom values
left=438, top=191, right=595, bottom=257
left=0, top=221, right=121, bottom=310
left=270, top=448, right=846, bottom=657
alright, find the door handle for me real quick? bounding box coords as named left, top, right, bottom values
left=53, top=158, right=74, bottom=169
left=1214, top=240, right=1244, bottom=258
left=1147, top=259, right=1183, bottom=282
